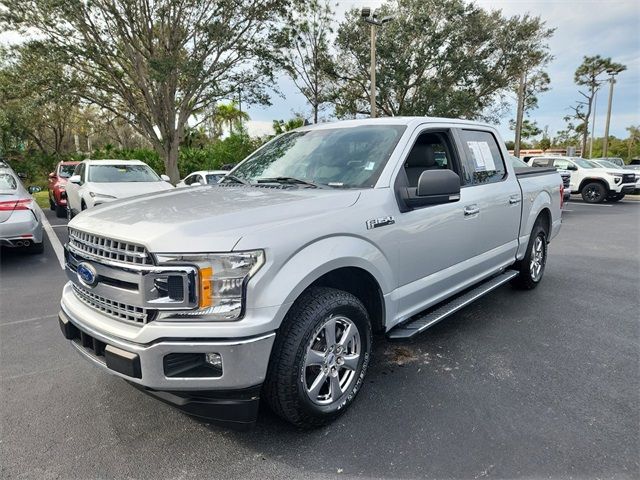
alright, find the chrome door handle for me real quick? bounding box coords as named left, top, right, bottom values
left=509, top=195, right=521, bottom=205
left=464, top=206, right=480, bottom=216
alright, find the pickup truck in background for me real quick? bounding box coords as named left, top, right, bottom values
left=529, top=155, right=636, bottom=203
left=58, top=118, right=563, bottom=428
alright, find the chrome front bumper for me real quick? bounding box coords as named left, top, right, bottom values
left=59, top=302, right=275, bottom=391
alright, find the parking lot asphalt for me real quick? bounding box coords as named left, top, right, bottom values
left=0, top=198, right=638, bottom=480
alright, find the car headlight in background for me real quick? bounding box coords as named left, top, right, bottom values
left=89, top=192, right=117, bottom=200
left=606, top=172, right=623, bottom=183
left=158, top=250, right=265, bottom=321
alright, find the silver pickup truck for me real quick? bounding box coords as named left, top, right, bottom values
left=58, top=117, right=563, bottom=428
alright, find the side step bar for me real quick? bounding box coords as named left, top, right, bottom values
left=387, top=270, right=519, bottom=340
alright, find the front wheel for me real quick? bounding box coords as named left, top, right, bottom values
left=511, top=220, right=548, bottom=290
left=264, top=287, right=372, bottom=428
left=581, top=182, right=607, bottom=203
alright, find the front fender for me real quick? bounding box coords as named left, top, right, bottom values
left=245, top=235, right=395, bottom=330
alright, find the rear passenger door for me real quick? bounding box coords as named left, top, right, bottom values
left=455, top=128, right=521, bottom=266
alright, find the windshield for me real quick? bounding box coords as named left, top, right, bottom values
left=230, top=125, right=406, bottom=188
left=88, top=164, right=160, bottom=183
left=0, top=173, right=17, bottom=191
left=574, top=159, right=595, bottom=169
left=205, top=174, right=225, bottom=184
left=58, top=164, right=77, bottom=178
left=594, top=160, right=620, bottom=169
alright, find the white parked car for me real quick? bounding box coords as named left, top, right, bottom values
left=530, top=156, right=636, bottom=203
left=176, top=170, right=229, bottom=188
left=65, top=159, right=174, bottom=218
left=590, top=159, right=640, bottom=192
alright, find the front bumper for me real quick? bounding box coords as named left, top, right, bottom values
left=58, top=303, right=275, bottom=426
left=611, top=183, right=636, bottom=194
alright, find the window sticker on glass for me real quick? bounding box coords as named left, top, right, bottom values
left=467, top=141, right=496, bottom=172
left=365, top=161, right=375, bottom=171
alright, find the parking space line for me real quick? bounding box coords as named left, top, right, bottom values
left=34, top=203, right=65, bottom=269
left=0, top=314, right=57, bottom=327
left=570, top=203, right=613, bottom=207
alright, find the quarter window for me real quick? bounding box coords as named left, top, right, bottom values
left=459, top=130, right=506, bottom=185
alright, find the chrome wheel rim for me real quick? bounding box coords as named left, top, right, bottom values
left=530, top=235, right=546, bottom=281
left=303, top=315, right=361, bottom=406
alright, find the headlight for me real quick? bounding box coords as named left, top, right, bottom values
left=159, top=250, right=265, bottom=321
left=89, top=192, right=117, bottom=199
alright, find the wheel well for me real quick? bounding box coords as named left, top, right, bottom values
left=578, top=178, right=609, bottom=193
left=307, top=267, right=385, bottom=333
left=537, top=208, right=551, bottom=236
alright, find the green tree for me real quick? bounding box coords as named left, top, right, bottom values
left=272, top=117, right=304, bottom=135
left=569, top=55, right=626, bottom=157
left=1, top=0, right=290, bottom=182
left=330, top=0, right=553, bottom=120
left=278, top=0, right=334, bottom=123
left=212, top=102, right=250, bottom=137
left=626, top=125, right=640, bottom=161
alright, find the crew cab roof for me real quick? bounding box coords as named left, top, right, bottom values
left=295, top=116, right=495, bottom=132
left=81, top=159, right=147, bottom=165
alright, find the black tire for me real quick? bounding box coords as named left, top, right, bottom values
left=55, top=204, right=66, bottom=218
left=581, top=182, right=607, bottom=203
left=511, top=220, right=548, bottom=290
left=606, top=193, right=625, bottom=202
left=81, top=200, right=87, bottom=211
left=49, top=197, right=56, bottom=211
left=27, top=242, right=44, bottom=254
left=264, top=287, right=372, bottom=428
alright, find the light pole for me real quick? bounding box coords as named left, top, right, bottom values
left=602, top=67, right=624, bottom=157
left=361, top=7, right=393, bottom=118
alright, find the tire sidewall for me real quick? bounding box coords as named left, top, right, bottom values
left=526, top=224, right=547, bottom=284
left=295, top=302, right=372, bottom=419
left=582, top=182, right=606, bottom=203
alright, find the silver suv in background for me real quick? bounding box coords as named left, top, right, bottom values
left=59, top=118, right=563, bottom=428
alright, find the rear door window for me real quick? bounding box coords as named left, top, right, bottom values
left=0, top=173, right=17, bottom=191
left=458, top=130, right=506, bottom=185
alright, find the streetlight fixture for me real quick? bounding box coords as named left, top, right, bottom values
left=361, top=7, right=394, bottom=118
left=602, top=66, right=624, bottom=157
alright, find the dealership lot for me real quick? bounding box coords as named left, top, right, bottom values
left=1, top=200, right=638, bottom=479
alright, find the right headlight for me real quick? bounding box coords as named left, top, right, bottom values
left=158, top=250, right=265, bottom=321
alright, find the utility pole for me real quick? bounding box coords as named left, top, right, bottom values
left=589, top=88, right=598, bottom=158
left=602, top=68, right=622, bottom=157
left=513, top=71, right=526, bottom=158
left=361, top=7, right=394, bottom=119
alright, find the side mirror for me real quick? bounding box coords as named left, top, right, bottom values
left=160, top=174, right=171, bottom=182
left=28, top=186, right=42, bottom=194
left=566, top=165, right=578, bottom=171
left=49, top=172, right=56, bottom=179
left=69, top=175, right=81, bottom=184
left=403, top=170, right=461, bottom=209
left=17, top=172, right=27, bottom=180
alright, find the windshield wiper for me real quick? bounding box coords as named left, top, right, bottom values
left=255, top=176, right=328, bottom=189
left=220, top=174, right=249, bottom=185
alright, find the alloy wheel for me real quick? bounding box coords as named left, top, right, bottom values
left=529, top=234, right=546, bottom=281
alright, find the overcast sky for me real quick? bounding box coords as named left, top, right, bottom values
left=247, top=0, right=640, bottom=140
left=1, top=1, right=638, bottom=141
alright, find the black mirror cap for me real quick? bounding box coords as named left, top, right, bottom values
left=28, top=186, right=42, bottom=194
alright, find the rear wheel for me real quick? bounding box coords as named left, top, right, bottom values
left=49, top=196, right=55, bottom=211
left=264, top=287, right=372, bottom=428
left=606, top=192, right=625, bottom=202
left=581, top=182, right=607, bottom=203
left=511, top=220, right=548, bottom=290
left=55, top=204, right=66, bottom=218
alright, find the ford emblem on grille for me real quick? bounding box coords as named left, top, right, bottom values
left=77, top=262, right=98, bottom=288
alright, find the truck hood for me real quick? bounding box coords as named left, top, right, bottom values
left=89, top=181, right=174, bottom=198
left=69, top=185, right=360, bottom=252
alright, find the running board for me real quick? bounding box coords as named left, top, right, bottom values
left=387, top=270, right=519, bottom=340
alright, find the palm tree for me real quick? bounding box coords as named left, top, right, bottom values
left=626, top=125, right=640, bottom=161
left=213, top=102, right=249, bottom=136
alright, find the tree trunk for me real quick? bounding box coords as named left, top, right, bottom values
left=159, top=139, right=180, bottom=184
left=514, top=71, right=526, bottom=157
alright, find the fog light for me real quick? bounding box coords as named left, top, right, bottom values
left=205, top=352, right=222, bottom=369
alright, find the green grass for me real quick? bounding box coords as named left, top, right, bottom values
left=33, top=190, right=50, bottom=209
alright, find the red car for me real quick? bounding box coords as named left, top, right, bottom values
left=48, top=161, right=79, bottom=218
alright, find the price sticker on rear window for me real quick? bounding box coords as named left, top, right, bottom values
left=467, top=141, right=496, bottom=172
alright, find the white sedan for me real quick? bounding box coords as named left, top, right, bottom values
left=65, top=159, right=174, bottom=218
left=176, top=170, right=229, bottom=188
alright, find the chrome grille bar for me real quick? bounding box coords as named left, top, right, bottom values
left=68, top=228, right=152, bottom=266
left=72, top=284, right=155, bottom=325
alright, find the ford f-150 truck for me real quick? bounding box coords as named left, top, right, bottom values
left=58, top=118, right=563, bottom=428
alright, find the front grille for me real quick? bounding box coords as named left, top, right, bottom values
left=622, top=173, right=635, bottom=184
left=72, top=284, right=156, bottom=325
left=68, top=228, right=153, bottom=266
